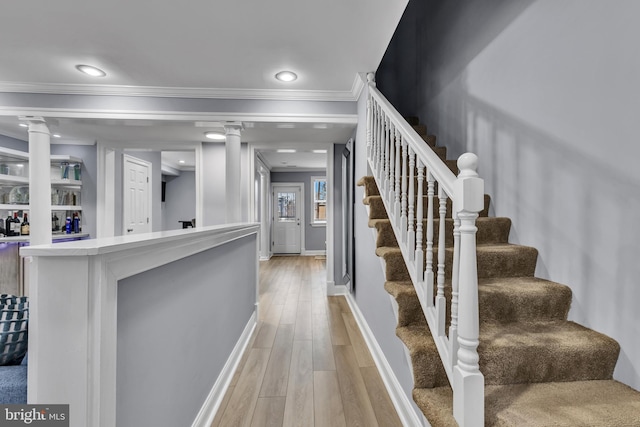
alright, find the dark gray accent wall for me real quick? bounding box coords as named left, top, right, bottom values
left=116, top=234, right=257, bottom=427
left=376, top=0, right=640, bottom=389
left=333, top=144, right=345, bottom=285
left=271, top=171, right=326, bottom=252
left=162, top=171, right=196, bottom=231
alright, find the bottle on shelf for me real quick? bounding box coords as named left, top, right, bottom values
left=20, top=213, right=29, bottom=236
left=72, top=212, right=80, bottom=233
left=65, top=216, right=71, bottom=234
left=5, top=211, right=13, bottom=237
left=9, top=212, right=20, bottom=236
left=52, top=213, right=59, bottom=232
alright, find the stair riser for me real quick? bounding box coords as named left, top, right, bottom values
left=396, top=327, right=449, bottom=389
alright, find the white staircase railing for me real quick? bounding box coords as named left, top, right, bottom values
left=365, top=73, right=485, bottom=427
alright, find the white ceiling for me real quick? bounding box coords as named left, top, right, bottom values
left=0, top=0, right=408, bottom=168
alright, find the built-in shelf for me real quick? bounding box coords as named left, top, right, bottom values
left=0, top=174, right=29, bottom=184
left=0, top=204, right=82, bottom=211
left=51, top=178, right=83, bottom=187
left=0, top=232, right=89, bottom=243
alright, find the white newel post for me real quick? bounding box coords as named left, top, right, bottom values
left=224, top=122, right=243, bottom=223
left=452, top=153, right=484, bottom=427
left=366, top=73, right=375, bottom=160
left=24, top=117, right=52, bottom=246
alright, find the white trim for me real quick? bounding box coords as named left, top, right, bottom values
left=325, top=144, right=335, bottom=296
left=310, top=175, right=327, bottom=226
left=190, top=310, right=257, bottom=427
left=301, top=250, right=326, bottom=256
left=326, top=282, right=348, bottom=296
left=345, top=292, right=427, bottom=427
left=0, top=74, right=363, bottom=102
left=0, top=107, right=358, bottom=126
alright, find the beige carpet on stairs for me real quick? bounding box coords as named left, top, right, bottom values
left=357, top=120, right=640, bottom=426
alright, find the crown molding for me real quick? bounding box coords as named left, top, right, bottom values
left=0, top=76, right=364, bottom=102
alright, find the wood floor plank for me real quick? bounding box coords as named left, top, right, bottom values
left=313, top=371, right=347, bottom=427
left=218, top=348, right=271, bottom=427
left=250, top=397, right=286, bottom=427
left=283, top=340, right=314, bottom=427
left=210, top=385, right=234, bottom=427
left=328, top=300, right=350, bottom=345
left=360, top=366, right=403, bottom=427
left=294, top=299, right=313, bottom=340
left=254, top=303, right=284, bottom=348
left=342, top=311, right=375, bottom=368
left=312, top=312, right=336, bottom=371
left=333, top=345, right=379, bottom=427
left=260, top=323, right=295, bottom=397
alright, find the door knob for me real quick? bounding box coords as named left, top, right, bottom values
left=127, top=228, right=133, bottom=232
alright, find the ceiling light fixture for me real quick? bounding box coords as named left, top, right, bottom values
left=277, top=149, right=296, bottom=153
left=275, top=71, right=297, bottom=82
left=19, top=123, right=28, bottom=128
left=76, top=64, right=107, bottom=77
left=52, top=134, right=61, bottom=138
left=312, top=149, right=327, bottom=154
left=204, top=131, right=226, bottom=141
left=179, top=160, right=185, bottom=164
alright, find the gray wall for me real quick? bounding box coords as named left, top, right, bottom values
left=333, top=144, right=345, bottom=285
left=0, top=134, right=27, bottom=151
left=162, top=171, right=196, bottom=231
left=271, top=171, right=327, bottom=252
left=116, top=234, right=257, bottom=427
left=377, top=0, right=640, bottom=390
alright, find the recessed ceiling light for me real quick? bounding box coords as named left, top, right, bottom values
left=179, top=160, right=185, bottom=164
left=76, top=64, right=106, bottom=77
left=204, top=131, right=226, bottom=141
left=312, top=149, right=327, bottom=154
left=16, top=164, right=24, bottom=168
left=277, top=149, right=296, bottom=153
left=19, top=123, right=28, bottom=128
left=52, top=134, right=61, bottom=138
left=275, top=71, right=297, bottom=82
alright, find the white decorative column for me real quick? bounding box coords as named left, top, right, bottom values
left=22, top=117, right=52, bottom=246
left=224, top=122, right=243, bottom=223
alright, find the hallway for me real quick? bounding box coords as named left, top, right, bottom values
left=211, top=256, right=403, bottom=427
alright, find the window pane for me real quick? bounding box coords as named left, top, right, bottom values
left=277, top=192, right=296, bottom=221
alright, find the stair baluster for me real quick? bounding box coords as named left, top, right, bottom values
left=436, top=188, right=448, bottom=337
left=400, top=138, right=408, bottom=243
left=388, top=122, right=396, bottom=209
left=425, top=170, right=435, bottom=307
left=450, top=211, right=461, bottom=368
left=407, top=147, right=416, bottom=261
left=415, top=160, right=425, bottom=283
left=366, top=95, right=372, bottom=159
left=394, top=128, right=402, bottom=221
left=383, top=115, right=390, bottom=195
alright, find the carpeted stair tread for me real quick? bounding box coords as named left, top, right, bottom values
left=396, top=325, right=449, bottom=389
left=415, top=380, right=640, bottom=426
left=413, top=124, right=427, bottom=135
left=386, top=276, right=573, bottom=327
left=375, top=246, right=410, bottom=281
left=384, top=280, right=425, bottom=327
left=479, top=320, right=620, bottom=384
left=356, top=176, right=379, bottom=197
left=477, top=277, right=572, bottom=323
left=422, top=134, right=437, bottom=147
left=431, top=145, right=447, bottom=160
left=366, top=192, right=492, bottom=219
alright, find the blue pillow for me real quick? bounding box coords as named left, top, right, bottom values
left=0, top=299, right=29, bottom=366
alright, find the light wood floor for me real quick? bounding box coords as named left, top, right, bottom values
left=211, top=256, right=403, bottom=427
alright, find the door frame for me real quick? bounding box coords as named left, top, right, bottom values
left=271, top=182, right=305, bottom=254
left=122, top=154, right=153, bottom=235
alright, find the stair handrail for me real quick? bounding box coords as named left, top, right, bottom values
left=365, top=73, right=484, bottom=427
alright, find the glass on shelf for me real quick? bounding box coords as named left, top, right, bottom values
left=73, top=164, right=81, bottom=181
left=8, top=186, right=29, bottom=204
left=60, top=162, right=70, bottom=180
left=0, top=162, right=27, bottom=177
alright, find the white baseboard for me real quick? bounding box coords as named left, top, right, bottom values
left=259, top=255, right=271, bottom=261
left=190, top=310, right=257, bottom=427
left=345, top=293, right=426, bottom=427
left=302, top=249, right=326, bottom=256
left=327, top=282, right=348, bottom=296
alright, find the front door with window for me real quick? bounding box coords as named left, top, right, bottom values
left=272, top=185, right=302, bottom=254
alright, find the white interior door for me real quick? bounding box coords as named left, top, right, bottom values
left=272, top=185, right=302, bottom=254
left=123, top=155, right=151, bottom=235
